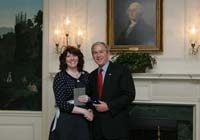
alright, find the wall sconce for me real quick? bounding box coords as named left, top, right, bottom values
left=53, top=16, right=84, bottom=55
left=189, top=26, right=200, bottom=55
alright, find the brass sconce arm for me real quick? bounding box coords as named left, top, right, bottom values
left=191, top=43, right=200, bottom=55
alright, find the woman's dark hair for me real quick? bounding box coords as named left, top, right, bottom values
left=59, top=46, right=84, bottom=72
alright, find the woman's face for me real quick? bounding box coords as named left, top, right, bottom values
left=66, top=52, right=79, bottom=69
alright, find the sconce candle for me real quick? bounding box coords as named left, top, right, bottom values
left=189, top=26, right=200, bottom=55
left=65, top=16, right=71, bottom=46
left=76, top=29, right=83, bottom=48
left=54, top=28, right=60, bottom=46
left=53, top=28, right=64, bottom=54
left=189, top=26, right=197, bottom=44
left=65, top=16, right=70, bottom=34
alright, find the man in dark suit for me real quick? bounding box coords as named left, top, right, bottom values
left=116, top=2, right=155, bottom=45
left=88, top=42, right=135, bottom=140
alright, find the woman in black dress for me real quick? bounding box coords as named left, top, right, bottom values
left=49, top=46, right=93, bottom=140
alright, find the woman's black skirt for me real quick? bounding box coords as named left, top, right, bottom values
left=49, top=112, right=90, bottom=140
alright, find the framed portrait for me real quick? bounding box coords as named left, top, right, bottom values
left=107, top=0, right=163, bottom=53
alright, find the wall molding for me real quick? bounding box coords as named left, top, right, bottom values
left=133, top=73, right=200, bottom=80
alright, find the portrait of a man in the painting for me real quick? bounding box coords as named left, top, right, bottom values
left=114, top=0, right=156, bottom=46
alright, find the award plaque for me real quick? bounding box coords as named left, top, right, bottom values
left=73, top=87, right=86, bottom=106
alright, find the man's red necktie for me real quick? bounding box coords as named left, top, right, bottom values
left=98, top=69, right=103, bottom=99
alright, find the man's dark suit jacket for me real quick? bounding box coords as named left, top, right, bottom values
left=88, top=62, right=135, bottom=140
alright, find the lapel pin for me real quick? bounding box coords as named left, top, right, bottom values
left=109, top=73, right=112, bottom=76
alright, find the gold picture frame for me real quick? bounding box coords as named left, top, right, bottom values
left=107, top=0, right=163, bottom=53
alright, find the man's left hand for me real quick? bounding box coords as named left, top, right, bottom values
left=93, top=101, right=109, bottom=112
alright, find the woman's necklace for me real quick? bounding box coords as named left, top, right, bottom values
left=67, top=70, right=81, bottom=79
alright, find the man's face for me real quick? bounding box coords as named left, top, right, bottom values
left=92, top=44, right=109, bottom=67
left=127, top=3, right=139, bottom=21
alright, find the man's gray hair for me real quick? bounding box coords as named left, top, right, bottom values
left=91, top=41, right=110, bottom=52
left=127, top=2, right=144, bottom=18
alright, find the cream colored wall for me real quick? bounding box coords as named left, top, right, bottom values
left=154, top=0, right=200, bottom=73
left=48, top=0, right=200, bottom=73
